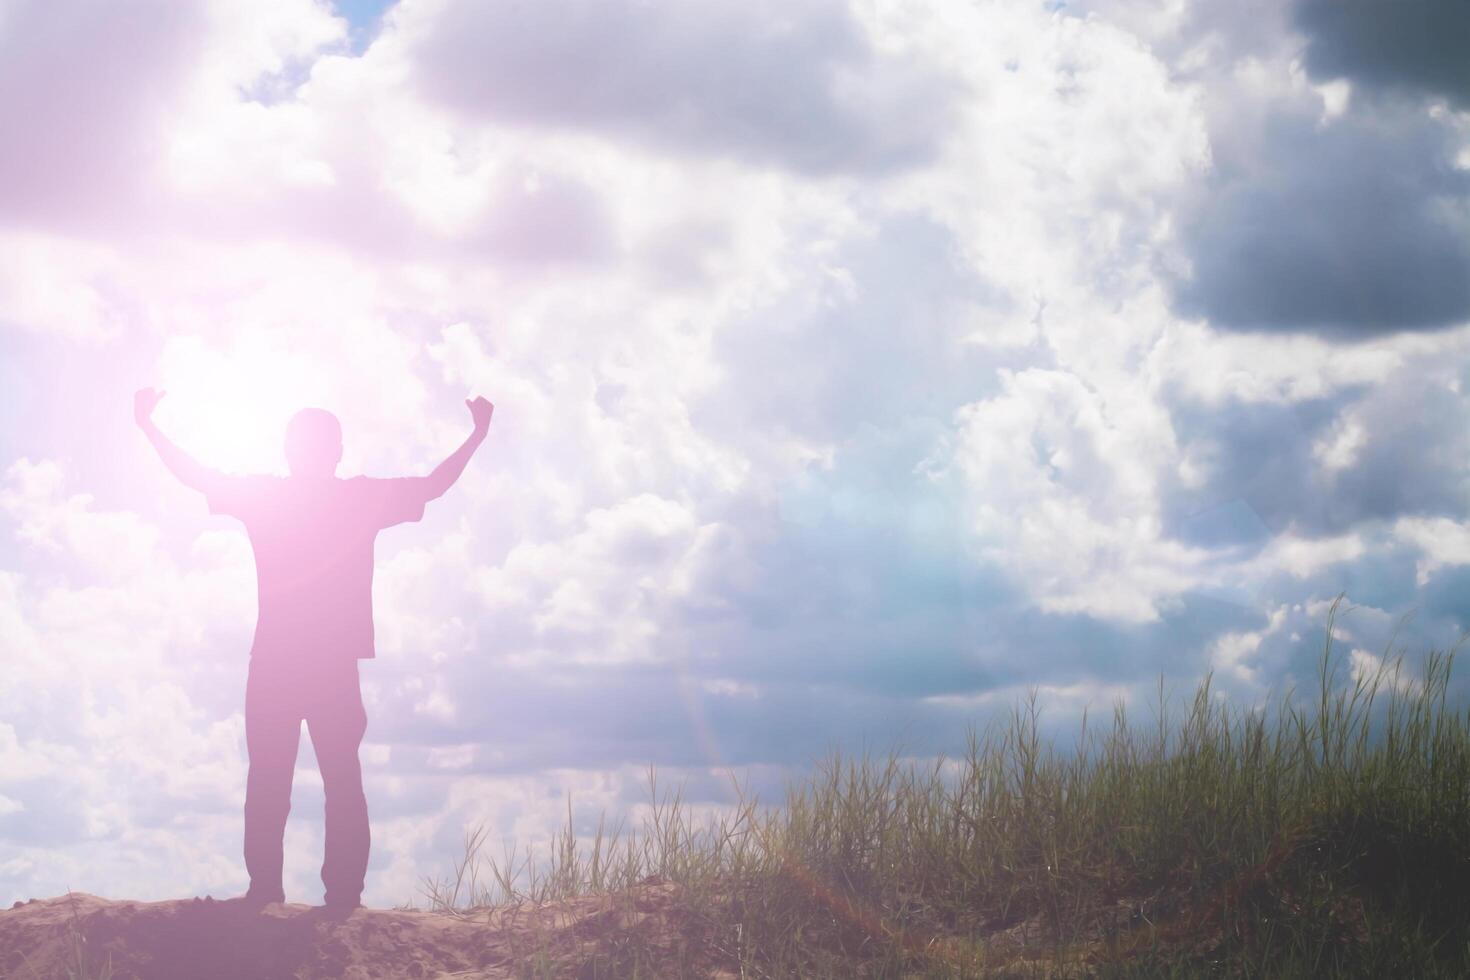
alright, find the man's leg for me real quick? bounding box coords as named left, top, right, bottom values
left=243, top=658, right=303, bottom=903
left=306, top=661, right=370, bottom=908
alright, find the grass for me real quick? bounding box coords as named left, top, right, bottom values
left=420, top=596, right=1470, bottom=977
left=17, top=891, right=114, bottom=980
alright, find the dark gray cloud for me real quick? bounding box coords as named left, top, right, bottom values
left=1325, top=381, right=1470, bottom=525
left=1421, top=566, right=1470, bottom=642
left=1295, top=0, right=1470, bottom=109
left=1161, top=369, right=1470, bottom=545
left=1174, top=104, right=1470, bottom=337
left=406, top=0, right=951, bottom=174
left=1161, top=393, right=1344, bottom=544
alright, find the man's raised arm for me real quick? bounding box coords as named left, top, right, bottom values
left=422, top=396, right=493, bottom=501
left=134, top=388, right=221, bottom=493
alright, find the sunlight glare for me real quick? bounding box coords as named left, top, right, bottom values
left=156, top=336, right=328, bottom=475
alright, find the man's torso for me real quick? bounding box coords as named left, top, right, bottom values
left=207, top=475, right=427, bottom=663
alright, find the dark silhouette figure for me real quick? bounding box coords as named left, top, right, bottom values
left=134, top=388, right=493, bottom=912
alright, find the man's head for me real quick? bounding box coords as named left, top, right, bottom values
left=284, top=408, right=343, bottom=478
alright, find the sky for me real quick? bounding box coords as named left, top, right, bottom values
left=2, top=0, right=1469, bottom=909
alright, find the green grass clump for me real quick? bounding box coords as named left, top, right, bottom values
left=422, top=597, right=1470, bottom=977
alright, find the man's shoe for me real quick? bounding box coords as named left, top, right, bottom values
left=319, top=897, right=361, bottom=919
left=240, top=886, right=286, bottom=910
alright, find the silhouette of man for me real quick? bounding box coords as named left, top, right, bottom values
left=134, top=388, right=493, bottom=912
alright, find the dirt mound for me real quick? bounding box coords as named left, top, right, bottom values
left=1, top=882, right=720, bottom=979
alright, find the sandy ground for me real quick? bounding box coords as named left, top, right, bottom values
left=0, top=882, right=718, bottom=979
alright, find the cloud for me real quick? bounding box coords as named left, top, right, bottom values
left=702, top=213, right=1010, bottom=444
left=1147, top=319, right=1404, bottom=406
left=1396, top=517, right=1470, bottom=587
left=940, top=366, right=1206, bottom=623
left=1158, top=336, right=1470, bottom=553
left=0, top=461, right=263, bottom=903
left=1091, top=0, right=1470, bottom=342
left=1208, top=602, right=1289, bottom=684
left=2, top=458, right=160, bottom=578
left=0, top=0, right=345, bottom=230
left=468, top=492, right=706, bottom=667
left=0, top=234, right=131, bottom=341
left=0, top=0, right=203, bottom=227
left=400, top=0, right=951, bottom=173
left=1174, top=102, right=1470, bottom=337
left=1295, top=0, right=1470, bottom=109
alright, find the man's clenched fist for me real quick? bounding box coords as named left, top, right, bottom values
left=466, top=396, right=494, bottom=434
